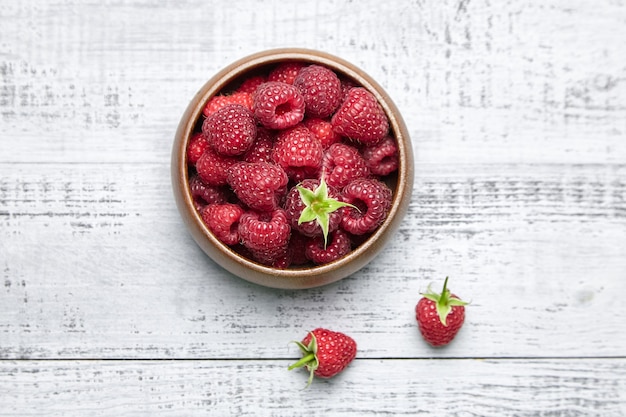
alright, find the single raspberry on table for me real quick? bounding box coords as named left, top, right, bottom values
left=340, top=177, right=393, bottom=235
left=238, top=209, right=291, bottom=266
left=236, top=75, right=267, bottom=94
left=305, top=229, right=352, bottom=265
left=188, top=175, right=227, bottom=210
left=284, top=179, right=342, bottom=238
left=303, top=117, right=342, bottom=149
left=195, top=147, right=239, bottom=186
left=227, top=161, right=289, bottom=212
left=416, top=277, right=468, bottom=347
left=202, top=91, right=254, bottom=117
left=253, top=81, right=306, bottom=130
left=202, top=104, right=257, bottom=157
left=288, top=328, right=357, bottom=387
left=186, top=133, right=210, bottom=166
left=201, top=203, right=245, bottom=246
left=294, top=64, right=342, bottom=119
left=268, top=62, right=306, bottom=85
left=321, top=142, right=370, bottom=188
left=272, top=125, right=323, bottom=182
left=362, top=135, right=399, bottom=176
left=242, top=127, right=275, bottom=164
left=331, top=87, right=389, bottom=145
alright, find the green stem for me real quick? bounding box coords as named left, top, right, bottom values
left=439, top=276, right=450, bottom=305
left=287, top=353, right=316, bottom=371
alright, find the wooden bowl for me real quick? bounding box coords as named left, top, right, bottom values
left=171, top=48, right=414, bottom=289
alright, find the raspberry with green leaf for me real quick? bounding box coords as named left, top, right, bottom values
left=288, top=328, right=357, bottom=387
left=296, top=177, right=355, bottom=248
left=416, top=277, right=468, bottom=347
left=284, top=179, right=342, bottom=239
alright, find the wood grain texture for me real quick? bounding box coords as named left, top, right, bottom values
left=1, top=0, right=625, bottom=164
left=1, top=358, right=625, bottom=416
left=1, top=163, right=624, bottom=359
left=1, top=0, right=626, bottom=413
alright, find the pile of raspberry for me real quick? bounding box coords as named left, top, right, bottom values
left=186, top=61, right=399, bottom=268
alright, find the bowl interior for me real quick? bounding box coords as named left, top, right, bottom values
left=172, top=48, right=414, bottom=289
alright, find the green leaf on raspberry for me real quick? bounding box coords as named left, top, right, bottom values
left=296, top=178, right=356, bottom=248
left=288, top=332, right=319, bottom=388
left=421, top=277, right=469, bottom=326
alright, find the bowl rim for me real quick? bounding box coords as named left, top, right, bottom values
left=172, top=47, right=414, bottom=289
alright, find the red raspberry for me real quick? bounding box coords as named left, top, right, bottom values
left=362, top=135, right=399, bottom=176
left=346, top=231, right=371, bottom=248
left=203, top=92, right=254, bottom=117
left=303, top=118, right=342, bottom=149
left=416, top=277, right=468, bottom=347
left=331, top=87, right=389, bottom=145
left=243, top=127, right=275, bottom=164
left=201, top=203, right=245, bottom=246
left=195, top=147, right=238, bottom=186
left=340, top=178, right=392, bottom=235
left=202, top=104, right=257, bottom=157
left=237, top=75, right=267, bottom=94
left=286, top=231, right=310, bottom=266
left=339, top=77, right=358, bottom=103
left=305, top=229, right=352, bottom=265
left=253, top=81, right=305, bottom=130
left=294, top=65, right=342, bottom=118
left=268, top=62, right=306, bottom=85
left=272, top=253, right=292, bottom=270
left=227, top=161, right=289, bottom=212
left=232, top=243, right=254, bottom=262
left=188, top=175, right=227, bottom=211
left=272, top=125, right=323, bottom=182
left=290, top=328, right=357, bottom=384
left=238, top=209, right=291, bottom=266
left=186, top=133, right=210, bottom=166
left=284, top=179, right=342, bottom=238
left=321, top=143, right=370, bottom=188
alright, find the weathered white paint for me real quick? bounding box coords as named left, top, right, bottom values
left=0, top=163, right=625, bottom=360
left=1, top=359, right=625, bottom=416
left=1, top=0, right=625, bottom=415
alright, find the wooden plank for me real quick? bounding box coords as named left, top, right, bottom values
left=1, top=358, right=625, bottom=416
left=2, top=0, right=625, bottom=414
left=1, top=162, right=625, bottom=359
left=1, top=0, right=625, bottom=164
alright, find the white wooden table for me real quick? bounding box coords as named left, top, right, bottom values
left=2, top=1, right=625, bottom=415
